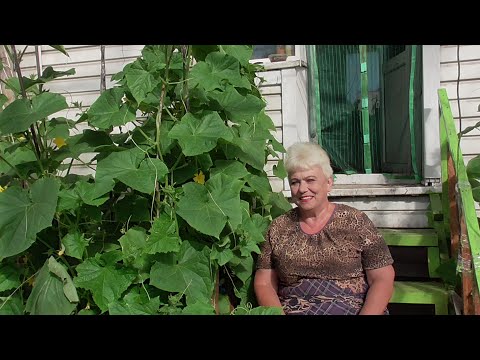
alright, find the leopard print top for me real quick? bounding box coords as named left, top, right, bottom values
left=256, top=203, right=393, bottom=289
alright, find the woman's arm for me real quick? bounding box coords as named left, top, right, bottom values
left=359, top=265, right=395, bottom=315
left=254, top=269, right=285, bottom=314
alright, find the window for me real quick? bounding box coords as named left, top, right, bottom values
left=252, top=45, right=295, bottom=61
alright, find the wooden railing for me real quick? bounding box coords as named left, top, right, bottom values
left=438, top=88, right=480, bottom=314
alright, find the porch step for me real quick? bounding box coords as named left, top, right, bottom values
left=390, top=281, right=449, bottom=315
left=379, top=228, right=438, bottom=247
left=381, top=228, right=441, bottom=279
left=329, top=184, right=442, bottom=197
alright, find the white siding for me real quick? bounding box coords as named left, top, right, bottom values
left=440, top=45, right=480, bottom=166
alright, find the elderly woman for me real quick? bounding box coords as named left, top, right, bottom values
left=254, top=142, right=395, bottom=315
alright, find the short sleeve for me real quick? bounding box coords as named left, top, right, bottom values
left=256, top=226, right=274, bottom=270
left=359, top=212, right=394, bottom=270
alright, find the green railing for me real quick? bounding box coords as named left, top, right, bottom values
left=438, top=88, right=480, bottom=314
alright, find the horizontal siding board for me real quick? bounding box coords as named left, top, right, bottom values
left=44, top=77, right=116, bottom=94
left=264, top=94, right=281, bottom=111
left=448, top=98, right=480, bottom=118
left=256, top=70, right=281, bottom=86
left=61, top=91, right=101, bottom=107
left=457, top=136, right=480, bottom=156
left=330, top=196, right=430, bottom=211
left=441, top=79, right=480, bottom=100
left=454, top=118, right=480, bottom=134
left=366, top=211, right=429, bottom=228
left=271, top=128, right=282, bottom=143
left=441, top=61, right=480, bottom=82
left=259, top=85, right=281, bottom=95
left=266, top=110, right=282, bottom=127
left=441, top=45, right=480, bottom=62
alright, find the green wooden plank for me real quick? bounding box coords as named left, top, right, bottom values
left=439, top=113, right=451, bottom=238
left=432, top=220, right=449, bottom=263
left=359, top=45, right=372, bottom=174
left=380, top=228, right=438, bottom=247
left=428, top=247, right=441, bottom=278
left=429, top=193, right=443, bottom=221
left=438, top=88, right=480, bottom=294
left=390, top=281, right=449, bottom=315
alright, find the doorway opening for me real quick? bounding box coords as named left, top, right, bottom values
left=307, top=45, right=423, bottom=181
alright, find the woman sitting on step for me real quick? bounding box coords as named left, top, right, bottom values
left=254, top=142, right=395, bottom=315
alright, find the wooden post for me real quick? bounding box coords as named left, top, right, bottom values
left=447, top=153, right=460, bottom=257
left=459, top=215, right=474, bottom=314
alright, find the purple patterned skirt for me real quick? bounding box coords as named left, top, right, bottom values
left=278, top=278, right=388, bottom=315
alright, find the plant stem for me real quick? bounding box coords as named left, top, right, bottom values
left=11, top=45, right=44, bottom=173
left=0, top=153, right=26, bottom=180
left=154, top=45, right=174, bottom=217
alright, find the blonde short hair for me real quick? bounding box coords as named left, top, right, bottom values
left=284, top=142, right=333, bottom=178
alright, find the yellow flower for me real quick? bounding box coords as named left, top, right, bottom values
left=0, top=185, right=6, bottom=193
left=193, top=170, right=205, bottom=184
left=27, top=276, right=35, bottom=287
left=53, top=137, right=66, bottom=149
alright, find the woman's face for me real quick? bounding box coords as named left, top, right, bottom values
left=288, top=166, right=332, bottom=212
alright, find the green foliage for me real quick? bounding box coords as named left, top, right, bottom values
left=0, top=45, right=290, bottom=315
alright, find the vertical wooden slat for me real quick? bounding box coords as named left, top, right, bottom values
left=448, top=153, right=460, bottom=257
left=460, top=215, right=474, bottom=314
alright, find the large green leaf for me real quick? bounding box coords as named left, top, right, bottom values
left=0, top=93, right=68, bottom=135
left=95, top=148, right=168, bottom=196
left=116, top=195, right=151, bottom=222
left=220, top=45, right=254, bottom=67
left=74, top=255, right=136, bottom=313
left=190, top=52, right=250, bottom=92
left=176, top=173, right=244, bottom=238
left=145, top=213, right=181, bottom=254
left=52, top=129, right=114, bottom=163
left=87, top=88, right=137, bottom=129
left=150, top=241, right=214, bottom=305
left=74, top=180, right=109, bottom=206
left=61, top=232, right=89, bottom=260
left=0, top=294, right=24, bottom=315
left=0, top=143, right=36, bottom=174
left=109, top=290, right=160, bottom=315
left=210, top=160, right=250, bottom=179
left=48, top=45, right=69, bottom=56
left=168, top=111, right=232, bottom=156
left=208, top=85, right=265, bottom=123
left=182, top=300, right=216, bottom=315
left=22, top=67, right=76, bottom=90
left=222, top=121, right=269, bottom=171
left=119, top=227, right=147, bottom=261
left=211, top=243, right=234, bottom=266
left=0, top=264, right=21, bottom=292
left=0, top=178, right=60, bottom=258
left=25, top=257, right=78, bottom=315
left=467, top=155, right=480, bottom=177
left=47, top=256, right=79, bottom=303
left=0, top=94, right=7, bottom=109
left=230, top=254, right=254, bottom=284
left=125, top=69, right=158, bottom=104
left=41, top=117, right=74, bottom=140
